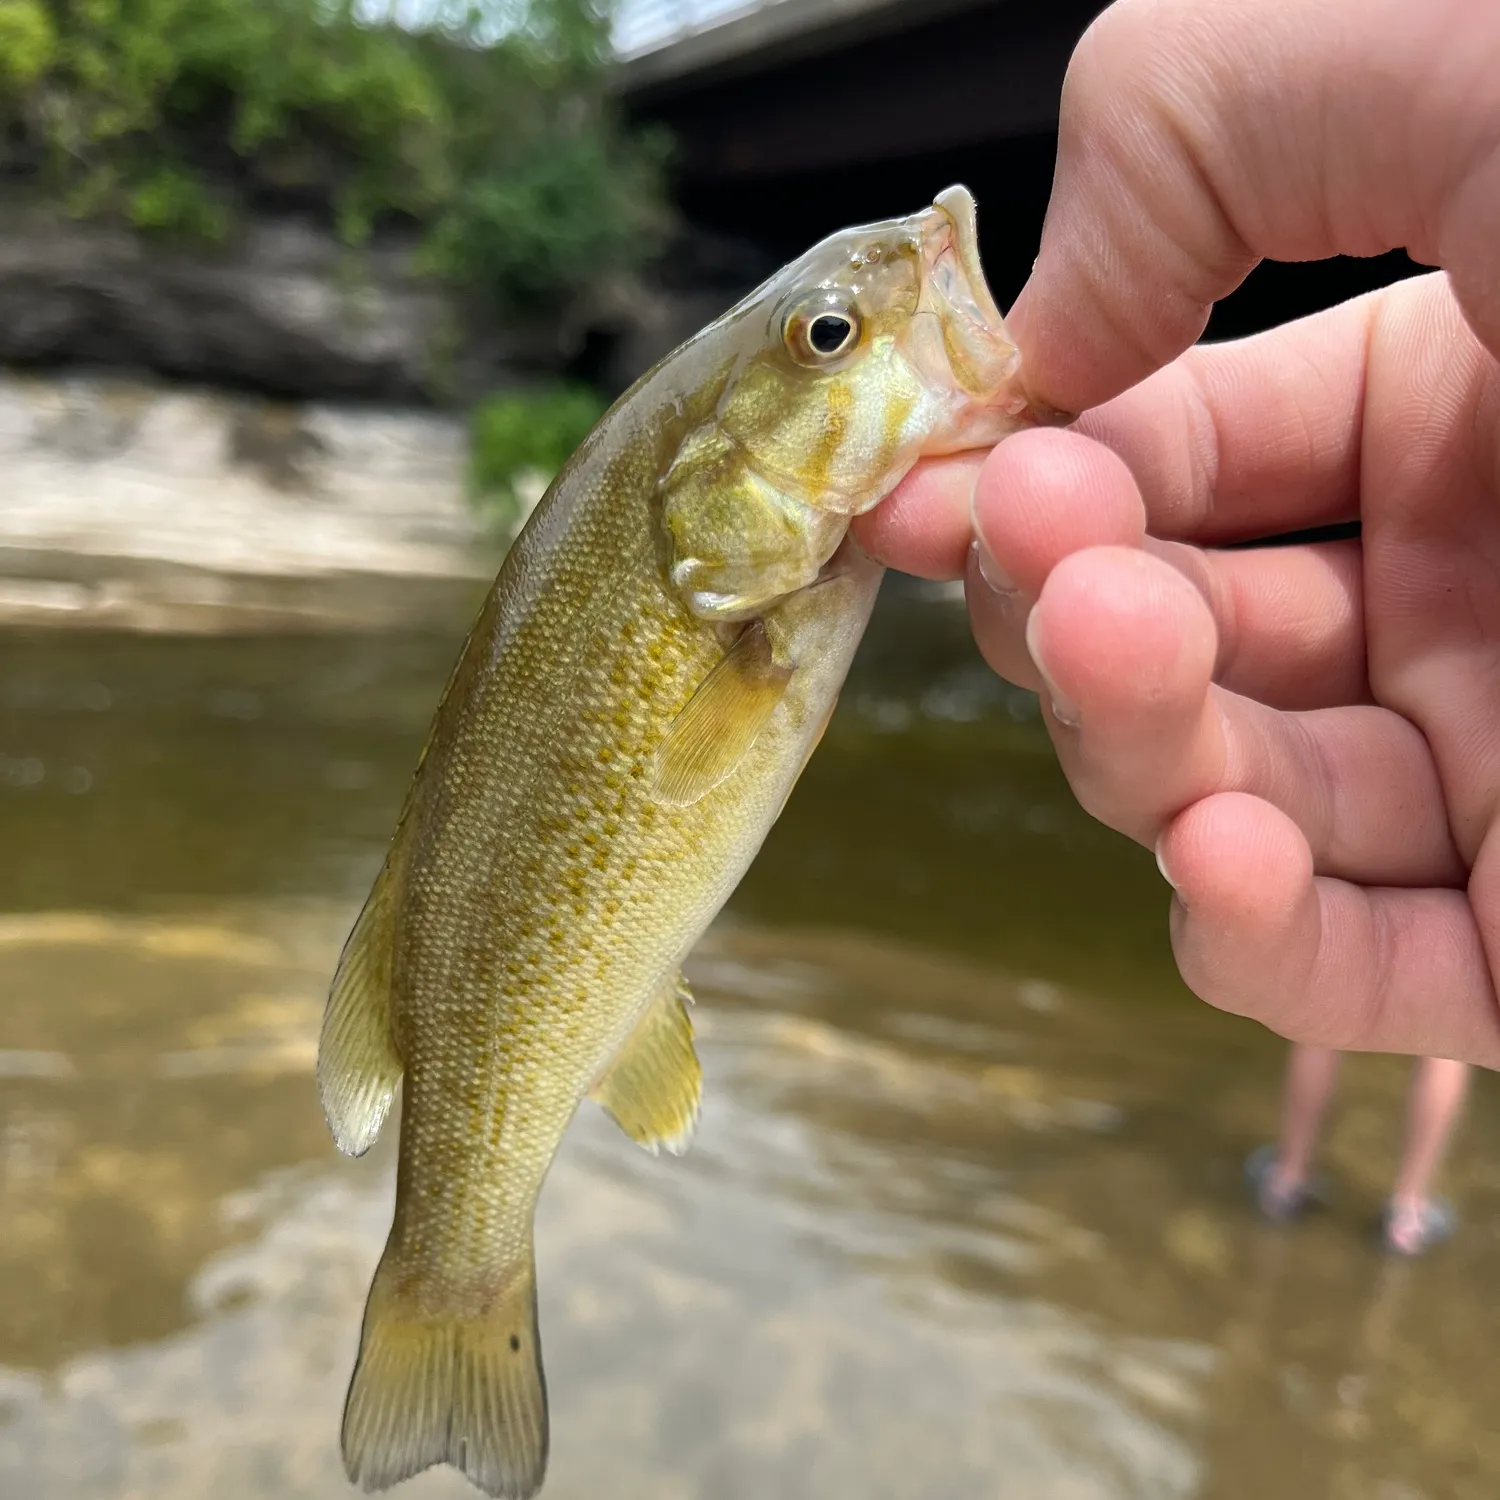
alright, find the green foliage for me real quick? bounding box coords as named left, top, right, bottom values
left=127, top=163, right=231, bottom=242
left=469, top=382, right=607, bottom=534
left=424, top=126, right=669, bottom=303
left=0, top=0, right=665, bottom=308
left=0, top=0, right=56, bottom=87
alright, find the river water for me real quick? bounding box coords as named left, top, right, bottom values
left=0, top=587, right=1497, bottom=1500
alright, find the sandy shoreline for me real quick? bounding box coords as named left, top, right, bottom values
left=0, top=369, right=500, bottom=634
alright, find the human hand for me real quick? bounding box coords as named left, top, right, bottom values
left=853, top=0, right=1500, bottom=1065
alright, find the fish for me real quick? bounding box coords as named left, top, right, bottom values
left=318, top=184, right=1050, bottom=1498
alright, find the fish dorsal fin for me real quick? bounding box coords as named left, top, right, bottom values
left=318, top=862, right=404, bottom=1157
left=590, top=972, right=701, bottom=1155
left=652, top=621, right=792, bottom=807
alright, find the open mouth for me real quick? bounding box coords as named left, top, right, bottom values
left=929, top=186, right=1008, bottom=335
left=920, top=185, right=1075, bottom=429
left=914, top=186, right=1021, bottom=401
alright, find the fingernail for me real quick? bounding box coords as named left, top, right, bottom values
left=969, top=537, right=1018, bottom=595
left=1023, top=609, right=1080, bottom=728
left=966, top=466, right=1018, bottom=595
left=1154, top=835, right=1178, bottom=892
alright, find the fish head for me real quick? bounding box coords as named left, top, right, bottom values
left=719, top=183, right=1052, bottom=511
left=662, top=185, right=1058, bottom=619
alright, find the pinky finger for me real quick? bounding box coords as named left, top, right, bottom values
left=1157, top=793, right=1500, bottom=1068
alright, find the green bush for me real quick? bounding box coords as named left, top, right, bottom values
left=469, top=382, right=608, bottom=535
left=0, top=0, right=665, bottom=309
left=127, top=163, right=232, bottom=242
left=0, top=0, right=55, bottom=87
left=424, top=128, right=665, bottom=303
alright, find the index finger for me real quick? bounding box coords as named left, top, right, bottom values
left=1009, top=0, right=1500, bottom=416
left=856, top=282, right=1380, bottom=576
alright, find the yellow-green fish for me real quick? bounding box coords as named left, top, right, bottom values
left=319, top=185, right=1048, bottom=1498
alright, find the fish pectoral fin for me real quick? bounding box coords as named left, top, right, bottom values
left=342, top=1244, right=548, bottom=1499
left=651, top=620, right=792, bottom=807
left=590, top=971, right=702, bottom=1155
left=318, top=863, right=404, bottom=1157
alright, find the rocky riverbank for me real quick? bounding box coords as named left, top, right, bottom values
left=0, top=198, right=791, bottom=635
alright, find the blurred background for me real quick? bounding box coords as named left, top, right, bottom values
left=0, top=2, right=1495, bottom=1498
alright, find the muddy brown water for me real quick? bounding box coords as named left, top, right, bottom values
left=1, top=587, right=1497, bottom=1500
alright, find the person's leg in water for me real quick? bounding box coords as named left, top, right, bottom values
left=1382, top=1057, right=1469, bottom=1256
left=1246, top=1044, right=1342, bottom=1221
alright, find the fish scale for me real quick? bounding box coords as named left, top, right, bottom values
left=316, top=184, right=1059, bottom=1498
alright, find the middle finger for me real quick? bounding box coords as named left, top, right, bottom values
left=961, top=427, right=1370, bottom=708
left=1009, top=545, right=1463, bottom=889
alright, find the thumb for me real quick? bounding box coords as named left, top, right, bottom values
left=1008, top=0, right=1500, bottom=415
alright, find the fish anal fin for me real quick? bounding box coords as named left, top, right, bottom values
left=590, top=972, right=701, bottom=1155
left=341, top=1245, right=548, bottom=1499
left=651, top=620, right=792, bottom=807
left=318, top=865, right=404, bottom=1157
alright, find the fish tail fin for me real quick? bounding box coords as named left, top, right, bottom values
left=341, top=1243, right=549, bottom=1499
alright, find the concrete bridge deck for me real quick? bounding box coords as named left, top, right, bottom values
left=617, top=0, right=998, bottom=87
left=612, top=0, right=1422, bottom=349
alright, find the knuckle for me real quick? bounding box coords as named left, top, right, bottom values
left=1062, top=755, right=1147, bottom=839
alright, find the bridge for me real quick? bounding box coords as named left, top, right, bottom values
left=615, top=0, right=1049, bottom=91
left=610, top=0, right=1421, bottom=346
left=613, top=0, right=1102, bottom=298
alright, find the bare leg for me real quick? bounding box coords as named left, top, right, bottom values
left=1385, top=1057, right=1469, bottom=1254
left=1249, top=1044, right=1342, bottom=1219
left=1274, top=1044, right=1342, bottom=1190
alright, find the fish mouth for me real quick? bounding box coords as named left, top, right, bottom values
left=930, top=186, right=1008, bottom=337
left=914, top=184, right=1021, bottom=405
left=915, top=185, right=1072, bottom=430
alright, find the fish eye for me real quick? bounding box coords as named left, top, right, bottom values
left=784, top=294, right=862, bottom=366
left=809, top=315, right=853, bottom=354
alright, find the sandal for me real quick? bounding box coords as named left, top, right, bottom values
left=1244, top=1144, right=1323, bottom=1223
left=1380, top=1198, right=1457, bottom=1256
